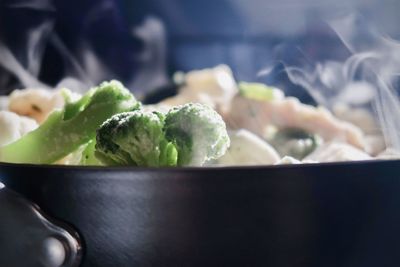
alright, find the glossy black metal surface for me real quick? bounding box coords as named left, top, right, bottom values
left=0, top=184, right=82, bottom=267
left=1, top=160, right=400, bottom=267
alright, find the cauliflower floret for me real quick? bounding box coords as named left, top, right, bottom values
left=304, top=142, right=371, bottom=162
left=8, top=88, right=77, bottom=124
left=160, top=65, right=237, bottom=111
left=217, top=129, right=280, bottom=166
left=0, top=111, right=38, bottom=146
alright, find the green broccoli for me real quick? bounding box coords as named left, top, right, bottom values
left=79, top=139, right=103, bottom=166
left=164, top=103, right=230, bottom=166
left=95, top=103, right=230, bottom=167
left=0, top=80, right=139, bottom=164
left=95, top=111, right=178, bottom=167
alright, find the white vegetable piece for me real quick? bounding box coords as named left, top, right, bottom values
left=275, top=156, right=302, bottom=165
left=217, top=129, right=280, bottom=166
left=376, top=148, right=400, bottom=160
left=0, top=111, right=38, bottom=147
left=364, top=134, right=386, bottom=156
left=226, top=95, right=365, bottom=149
left=304, top=142, right=371, bottom=162
left=275, top=156, right=318, bottom=165
left=160, top=65, right=237, bottom=111
left=8, top=88, right=66, bottom=123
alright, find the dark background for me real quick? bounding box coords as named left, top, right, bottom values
left=0, top=0, right=399, bottom=97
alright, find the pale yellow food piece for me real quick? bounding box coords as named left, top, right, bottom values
left=8, top=88, right=65, bottom=124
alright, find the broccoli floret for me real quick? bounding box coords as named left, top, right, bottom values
left=94, top=103, right=230, bottom=167
left=164, top=103, right=230, bottom=166
left=95, top=111, right=178, bottom=167
left=0, top=80, right=139, bottom=164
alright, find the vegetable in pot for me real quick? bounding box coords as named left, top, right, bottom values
left=238, top=82, right=284, bottom=102
left=79, top=139, right=103, bottom=166
left=0, top=80, right=139, bottom=164
left=164, top=103, right=230, bottom=166
left=95, top=111, right=178, bottom=167
left=269, top=128, right=322, bottom=160
left=95, top=103, right=230, bottom=167
left=217, top=129, right=280, bottom=166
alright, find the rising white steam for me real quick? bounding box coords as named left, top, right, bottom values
left=1, top=0, right=55, bottom=89
left=128, top=17, right=169, bottom=96
left=273, top=13, right=400, bottom=149
left=1, top=2, right=168, bottom=96
left=50, top=35, right=95, bottom=93
left=330, top=14, right=400, bottom=149
left=0, top=42, right=50, bottom=89
left=0, top=13, right=53, bottom=90
left=283, top=52, right=378, bottom=108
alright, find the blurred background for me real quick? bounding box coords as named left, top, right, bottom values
left=0, top=0, right=399, bottom=99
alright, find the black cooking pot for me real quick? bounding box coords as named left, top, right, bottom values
left=1, top=160, right=400, bottom=267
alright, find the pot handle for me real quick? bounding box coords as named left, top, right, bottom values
left=0, top=182, right=82, bottom=267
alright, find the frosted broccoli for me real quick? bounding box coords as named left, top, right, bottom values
left=0, top=80, right=139, bottom=164
left=95, top=103, right=230, bottom=167
left=95, top=111, right=178, bottom=167
left=164, top=103, right=230, bottom=166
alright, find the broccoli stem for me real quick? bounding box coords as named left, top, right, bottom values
left=159, top=139, right=178, bottom=167
left=80, top=139, right=103, bottom=166
left=0, top=81, right=138, bottom=164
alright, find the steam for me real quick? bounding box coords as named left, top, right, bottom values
left=373, top=77, right=400, bottom=149
left=0, top=0, right=55, bottom=89
left=273, top=13, right=400, bottom=149
left=0, top=42, right=50, bottom=89
left=50, top=34, right=94, bottom=93
left=282, top=52, right=377, bottom=108
left=128, top=17, right=168, bottom=96
left=329, top=14, right=400, bottom=149
left=0, top=3, right=168, bottom=96
left=0, top=12, right=52, bottom=90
